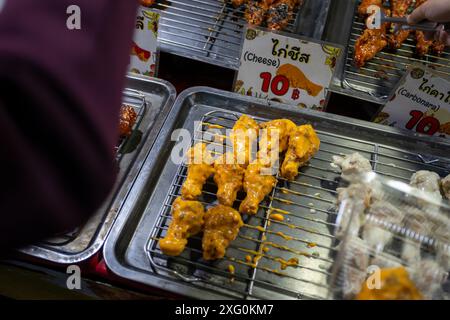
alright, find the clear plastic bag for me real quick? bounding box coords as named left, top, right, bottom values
left=330, top=172, right=450, bottom=300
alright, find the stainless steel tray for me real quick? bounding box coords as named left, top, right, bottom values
left=328, top=0, right=450, bottom=105
left=103, top=86, right=450, bottom=300
left=20, top=75, right=176, bottom=264
left=155, top=0, right=331, bottom=70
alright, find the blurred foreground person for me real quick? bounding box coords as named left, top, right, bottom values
left=0, top=0, right=138, bottom=252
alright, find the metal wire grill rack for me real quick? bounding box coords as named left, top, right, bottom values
left=40, top=89, right=147, bottom=247
left=342, top=1, right=450, bottom=102
left=145, top=109, right=450, bottom=300
left=154, top=0, right=302, bottom=70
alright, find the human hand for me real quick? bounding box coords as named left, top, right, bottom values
left=407, top=0, right=450, bottom=45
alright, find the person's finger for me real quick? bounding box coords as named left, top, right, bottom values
left=407, top=2, right=428, bottom=24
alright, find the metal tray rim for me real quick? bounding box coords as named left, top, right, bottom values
left=20, top=75, right=177, bottom=264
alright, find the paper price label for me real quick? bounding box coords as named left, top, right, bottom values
left=234, top=27, right=342, bottom=111
left=129, top=8, right=159, bottom=77
left=375, top=65, right=450, bottom=139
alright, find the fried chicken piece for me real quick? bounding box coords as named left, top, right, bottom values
left=230, top=115, right=259, bottom=167
left=245, top=0, right=270, bottom=26
left=231, top=0, right=247, bottom=7
left=413, top=0, right=445, bottom=56
left=432, top=40, right=446, bottom=55
left=388, top=0, right=413, bottom=49
left=258, top=119, right=297, bottom=161
left=354, top=24, right=389, bottom=68
left=266, top=0, right=300, bottom=31
left=358, top=0, right=382, bottom=16
left=159, top=197, right=205, bottom=256
left=356, top=267, right=423, bottom=300
left=213, top=153, right=245, bottom=207
left=413, top=0, right=432, bottom=56
left=202, top=205, right=244, bottom=260
left=332, top=152, right=373, bottom=181
left=181, top=143, right=215, bottom=200
left=240, top=158, right=277, bottom=215
left=280, top=124, right=320, bottom=180
left=119, top=105, right=137, bottom=137
left=415, top=30, right=434, bottom=56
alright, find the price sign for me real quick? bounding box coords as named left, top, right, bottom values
left=375, top=65, right=450, bottom=139
left=129, top=8, right=159, bottom=77
left=233, top=27, right=342, bottom=111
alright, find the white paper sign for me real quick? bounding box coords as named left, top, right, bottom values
left=375, top=65, right=450, bottom=139
left=234, top=27, right=342, bottom=111
left=129, top=8, right=159, bottom=77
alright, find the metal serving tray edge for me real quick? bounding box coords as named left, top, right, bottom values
left=20, top=75, right=176, bottom=264
left=103, top=86, right=450, bottom=299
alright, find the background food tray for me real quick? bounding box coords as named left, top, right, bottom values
left=329, top=0, right=450, bottom=105
left=154, top=0, right=331, bottom=70
left=20, top=75, right=176, bottom=264
left=103, top=86, right=450, bottom=299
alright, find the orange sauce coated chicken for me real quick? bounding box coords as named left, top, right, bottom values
left=213, top=153, right=245, bottom=207
left=239, top=158, right=277, bottom=215
left=230, top=115, right=259, bottom=167
left=281, top=124, right=320, bottom=180
left=259, top=119, right=297, bottom=158
left=356, top=267, right=423, bottom=300
left=181, top=143, right=215, bottom=200
left=159, top=197, right=205, bottom=256
left=388, top=0, right=413, bottom=49
left=202, top=205, right=244, bottom=260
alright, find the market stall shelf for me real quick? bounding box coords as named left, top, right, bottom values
left=153, top=0, right=331, bottom=69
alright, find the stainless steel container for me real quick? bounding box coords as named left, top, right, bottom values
left=103, top=86, right=450, bottom=299
left=20, top=75, right=176, bottom=264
